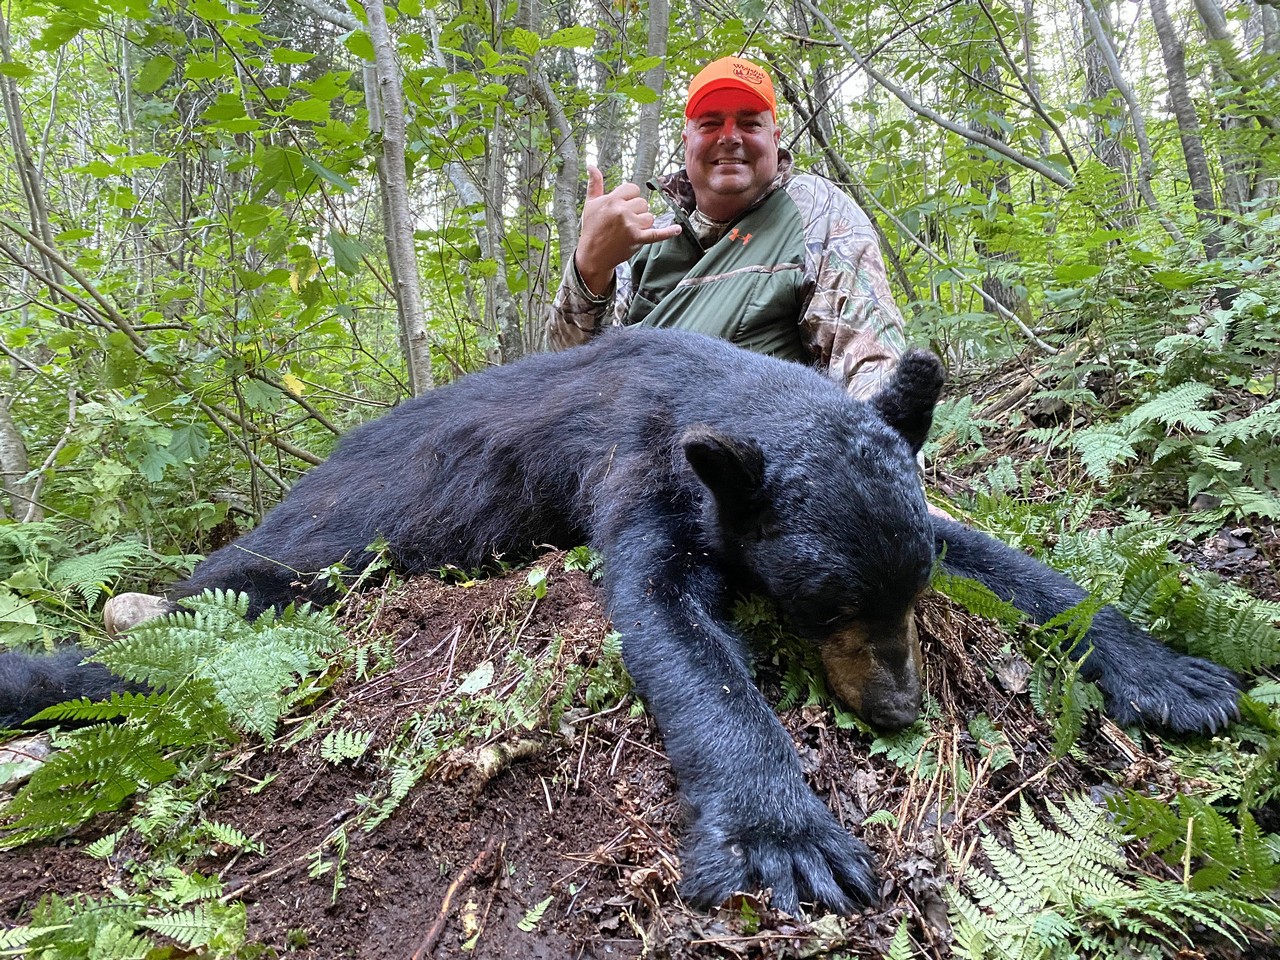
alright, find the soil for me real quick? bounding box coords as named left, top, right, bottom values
left=4, top=547, right=1273, bottom=959
left=1, top=358, right=1277, bottom=957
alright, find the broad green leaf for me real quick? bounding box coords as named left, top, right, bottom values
left=1053, top=263, right=1101, bottom=282
left=0, top=61, right=34, bottom=79
left=120, top=153, right=172, bottom=172
left=272, top=48, right=316, bottom=65
left=240, top=379, right=281, bottom=411
left=139, top=446, right=178, bottom=483
left=509, top=27, right=540, bottom=55
left=620, top=84, right=658, bottom=105
left=1151, top=269, right=1196, bottom=290
left=185, top=56, right=231, bottom=81
left=202, top=93, right=248, bottom=123
left=0, top=588, right=40, bottom=644
left=327, top=231, right=367, bottom=275
left=301, top=156, right=356, bottom=193
left=169, top=425, right=211, bottom=463
left=545, top=25, right=595, bottom=47
left=285, top=98, right=332, bottom=123
left=342, top=30, right=374, bottom=61
left=135, top=54, right=176, bottom=93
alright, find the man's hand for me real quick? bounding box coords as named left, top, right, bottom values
left=575, top=166, right=684, bottom=296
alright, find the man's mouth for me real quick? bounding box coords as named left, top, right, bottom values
left=713, top=159, right=746, bottom=166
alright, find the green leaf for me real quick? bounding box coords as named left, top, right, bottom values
left=285, top=98, right=332, bottom=123
left=517, top=895, right=553, bottom=932
left=1151, top=269, right=1196, bottom=290
left=135, top=54, right=176, bottom=93
left=545, top=25, right=595, bottom=47
left=508, top=27, right=540, bottom=55
left=301, top=156, right=356, bottom=193
left=169, top=424, right=210, bottom=463
left=185, top=56, right=231, bottom=81
left=1053, top=263, right=1101, bottom=282
left=342, top=30, right=375, bottom=61
left=0, top=587, right=40, bottom=644
left=0, top=61, right=34, bottom=79
left=272, top=47, right=317, bottom=65
left=327, top=231, right=367, bottom=275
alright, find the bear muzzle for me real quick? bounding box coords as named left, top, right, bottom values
left=819, top=616, right=923, bottom=732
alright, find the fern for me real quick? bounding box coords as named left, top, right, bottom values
left=48, top=541, right=150, bottom=609
left=1, top=592, right=343, bottom=842
left=320, top=727, right=374, bottom=764
left=949, top=795, right=1275, bottom=959
left=1051, top=522, right=1280, bottom=671
left=870, top=721, right=937, bottom=779
left=1108, top=791, right=1280, bottom=897
left=0, top=724, right=178, bottom=847
left=884, top=918, right=918, bottom=960
left=97, top=590, right=344, bottom=738
left=136, top=902, right=246, bottom=950
left=202, top=820, right=264, bottom=854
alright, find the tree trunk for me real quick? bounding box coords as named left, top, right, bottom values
left=0, top=397, right=39, bottom=522
left=1079, top=0, right=1182, bottom=241
left=630, top=0, right=669, bottom=186
left=1080, top=0, right=1134, bottom=223
left=0, top=9, right=64, bottom=296
left=364, top=0, right=433, bottom=393
left=1149, top=0, right=1224, bottom=258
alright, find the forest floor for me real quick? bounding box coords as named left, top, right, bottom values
left=1, top=527, right=1277, bottom=959
left=2, top=357, right=1278, bottom=958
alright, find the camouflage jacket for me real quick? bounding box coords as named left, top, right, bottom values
left=546, top=154, right=907, bottom=400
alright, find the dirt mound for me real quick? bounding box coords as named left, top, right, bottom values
left=0, top=555, right=1250, bottom=957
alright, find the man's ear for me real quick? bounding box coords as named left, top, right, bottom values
left=681, top=426, right=766, bottom=515
left=871, top=349, right=945, bottom=454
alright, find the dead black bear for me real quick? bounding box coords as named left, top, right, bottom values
left=0, top=327, right=1240, bottom=915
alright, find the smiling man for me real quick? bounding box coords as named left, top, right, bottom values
left=547, top=56, right=907, bottom=401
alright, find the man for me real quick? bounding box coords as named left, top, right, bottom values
left=546, top=55, right=907, bottom=401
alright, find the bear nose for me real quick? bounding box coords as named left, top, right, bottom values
left=861, top=691, right=921, bottom=732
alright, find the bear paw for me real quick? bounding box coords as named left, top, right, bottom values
left=1095, top=650, right=1241, bottom=735
left=677, top=790, right=878, bottom=916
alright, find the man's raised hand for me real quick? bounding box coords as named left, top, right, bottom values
left=574, top=166, right=684, bottom=296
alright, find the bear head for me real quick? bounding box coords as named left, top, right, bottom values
left=682, top=349, right=946, bottom=731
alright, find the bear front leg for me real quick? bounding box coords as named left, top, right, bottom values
left=600, top=524, right=878, bottom=915
left=933, top=517, right=1241, bottom=734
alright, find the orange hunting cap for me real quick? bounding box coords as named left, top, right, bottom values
left=685, top=56, right=777, bottom=119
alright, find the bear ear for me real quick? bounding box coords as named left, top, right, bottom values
left=871, top=349, right=946, bottom=453
left=681, top=426, right=766, bottom=511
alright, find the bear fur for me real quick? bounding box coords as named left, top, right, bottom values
left=0, top=328, right=1240, bottom=915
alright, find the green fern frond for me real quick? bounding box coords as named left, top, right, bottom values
left=932, top=571, right=1026, bottom=629
left=49, top=541, right=150, bottom=609
left=0, top=725, right=178, bottom=847
left=202, top=821, right=263, bottom=854
left=1124, top=382, right=1219, bottom=431
left=949, top=794, right=1274, bottom=959
left=136, top=902, right=245, bottom=949
left=1070, top=426, right=1138, bottom=480
left=320, top=728, right=374, bottom=764
left=96, top=590, right=343, bottom=739
left=884, top=918, right=919, bottom=960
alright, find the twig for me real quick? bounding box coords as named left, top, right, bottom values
left=409, top=835, right=500, bottom=959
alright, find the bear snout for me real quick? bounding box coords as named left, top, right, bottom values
left=819, top=617, right=923, bottom=731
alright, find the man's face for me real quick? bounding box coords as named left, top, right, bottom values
left=683, top=89, right=781, bottom=222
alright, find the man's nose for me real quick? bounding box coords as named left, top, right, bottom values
left=718, top=120, right=741, bottom=142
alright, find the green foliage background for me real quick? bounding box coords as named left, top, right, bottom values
left=0, top=0, right=1278, bottom=955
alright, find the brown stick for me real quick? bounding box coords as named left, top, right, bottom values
left=409, top=835, right=500, bottom=959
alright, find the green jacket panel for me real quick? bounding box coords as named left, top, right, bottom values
left=625, top=189, right=808, bottom=362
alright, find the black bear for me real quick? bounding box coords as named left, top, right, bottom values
left=0, top=328, right=1240, bottom=915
